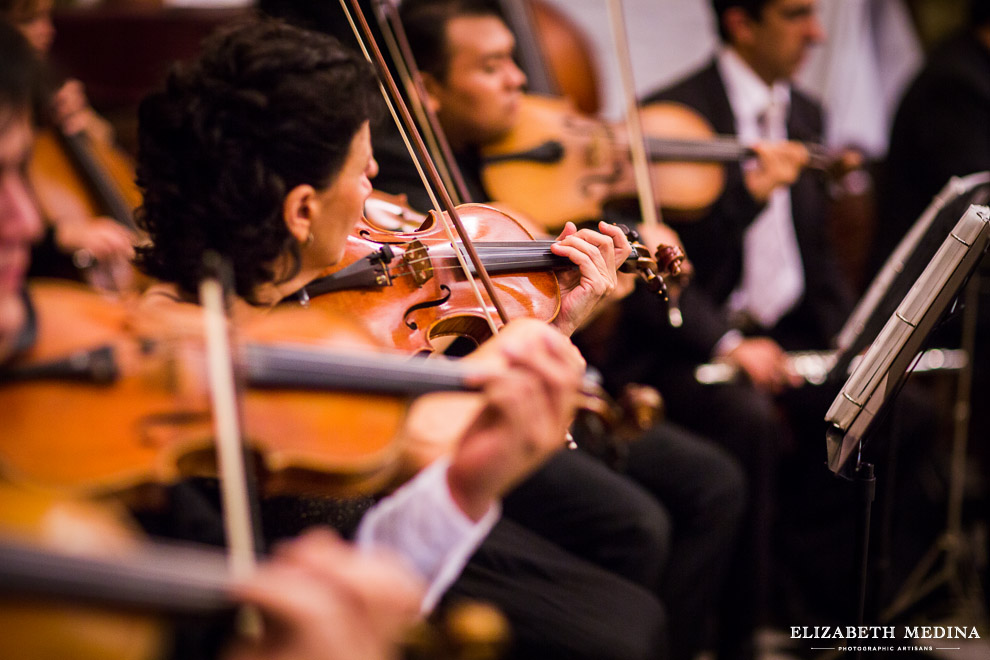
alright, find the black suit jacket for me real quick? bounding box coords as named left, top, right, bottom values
left=641, top=59, right=853, bottom=353
left=872, top=30, right=990, bottom=276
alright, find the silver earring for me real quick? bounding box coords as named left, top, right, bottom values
left=304, top=231, right=314, bottom=246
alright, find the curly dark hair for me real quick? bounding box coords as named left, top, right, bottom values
left=135, top=19, right=381, bottom=302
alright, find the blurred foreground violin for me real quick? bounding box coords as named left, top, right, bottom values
left=0, top=482, right=509, bottom=660
left=1, top=281, right=642, bottom=498
left=0, top=281, right=510, bottom=499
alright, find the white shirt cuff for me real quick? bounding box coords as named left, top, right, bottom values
left=355, top=456, right=501, bottom=614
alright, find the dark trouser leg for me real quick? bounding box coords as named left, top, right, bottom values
left=624, top=423, right=747, bottom=660
left=501, top=448, right=671, bottom=589
left=444, top=518, right=668, bottom=660
left=655, top=369, right=783, bottom=659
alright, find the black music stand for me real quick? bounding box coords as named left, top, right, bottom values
left=827, top=172, right=990, bottom=384
left=823, top=205, right=990, bottom=650
left=825, top=203, right=990, bottom=474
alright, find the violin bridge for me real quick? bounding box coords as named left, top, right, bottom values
left=402, top=239, right=434, bottom=286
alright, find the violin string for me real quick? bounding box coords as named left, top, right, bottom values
left=390, top=237, right=644, bottom=273
left=388, top=258, right=567, bottom=281
left=248, top=343, right=486, bottom=390
left=644, top=139, right=751, bottom=160
left=397, top=254, right=563, bottom=271
left=396, top=246, right=562, bottom=271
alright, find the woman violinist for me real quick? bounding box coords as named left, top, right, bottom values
left=1, top=0, right=136, bottom=288
left=131, top=18, right=677, bottom=660
left=0, top=21, right=586, bottom=660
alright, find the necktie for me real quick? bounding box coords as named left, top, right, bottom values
left=730, top=98, right=805, bottom=329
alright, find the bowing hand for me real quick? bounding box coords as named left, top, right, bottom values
left=226, top=529, right=424, bottom=660
left=447, top=319, right=584, bottom=520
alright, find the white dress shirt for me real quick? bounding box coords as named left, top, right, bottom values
left=718, top=47, right=806, bottom=330
left=356, top=456, right=500, bottom=613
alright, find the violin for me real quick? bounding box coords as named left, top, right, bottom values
left=499, top=0, right=602, bottom=115
left=287, top=200, right=683, bottom=354
left=28, top=103, right=144, bottom=293
left=0, top=280, right=511, bottom=500
left=0, top=481, right=170, bottom=660
left=480, top=94, right=840, bottom=229
left=30, top=126, right=141, bottom=235
left=0, top=482, right=509, bottom=660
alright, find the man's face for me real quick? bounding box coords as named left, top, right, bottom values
left=0, top=110, right=41, bottom=346
left=733, top=0, right=825, bottom=84
left=10, top=0, right=56, bottom=54
left=426, top=14, right=527, bottom=149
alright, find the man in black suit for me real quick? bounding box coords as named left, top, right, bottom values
left=872, top=3, right=990, bottom=274
left=872, top=4, right=990, bottom=581
left=601, top=1, right=859, bottom=655
left=644, top=0, right=851, bottom=381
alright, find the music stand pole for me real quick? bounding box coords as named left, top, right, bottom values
left=854, top=461, right=875, bottom=660
left=879, top=275, right=988, bottom=625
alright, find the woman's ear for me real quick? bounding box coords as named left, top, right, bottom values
left=283, top=184, right=316, bottom=244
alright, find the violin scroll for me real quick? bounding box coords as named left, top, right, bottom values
left=617, top=225, right=686, bottom=300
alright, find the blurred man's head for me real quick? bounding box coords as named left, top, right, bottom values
left=0, top=21, right=43, bottom=355
left=400, top=0, right=526, bottom=149
left=0, top=0, right=55, bottom=54
left=713, top=0, right=825, bottom=85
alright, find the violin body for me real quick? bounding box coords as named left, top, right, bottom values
left=301, top=203, right=561, bottom=354
left=500, top=0, right=601, bottom=114
left=482, top=95, right=622, bottom=230
left=635, top=102, right=727, bottom=216
left=29, top=128, right=142, bottom=230
left=480, top=95, right=728, bottom=229
left=29, top=128, right=147, bottom=294
left=0, top=281, right=408, bottom=500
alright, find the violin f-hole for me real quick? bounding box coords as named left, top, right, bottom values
left=403, top=285, right=452, bottom=330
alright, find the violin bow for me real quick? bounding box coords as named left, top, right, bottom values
left=370, top=0, right=471, bottom=206
left=338, top=0, right=510, bottom=331
left=604, top=0, right=684, bottom=325
left=199, top=253, right=264, bottom=638
left=603, top=0, right=663, bottom=231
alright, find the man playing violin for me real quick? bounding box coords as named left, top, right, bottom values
left=1, top=0, right=137, bottom=289
left=597, top=0, right=862, bottom=656
left=0, top=18, right=43, bottom=364
left=0, top=20, right=621, bottom=660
